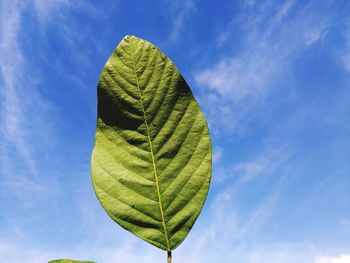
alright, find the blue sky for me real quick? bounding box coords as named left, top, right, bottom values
left=1, top=0, right=350, bottom=262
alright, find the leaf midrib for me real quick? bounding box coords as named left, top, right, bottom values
left=128, top=38, right=171, bottom=251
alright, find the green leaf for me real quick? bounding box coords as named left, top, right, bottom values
left=91, top=35, right=212, bottom=251
left=48, top=260, right=95, bottom=263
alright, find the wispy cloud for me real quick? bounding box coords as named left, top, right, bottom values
left=0, top=1, right=39, bottom=176
left=211, top=145, right=292, bottom=236
left=0, top=0, right=108, bottom=257
left=305, top=30, right=322, bottom=46
left=342, top=54, right=350, bottom=73
left=341, top=28, right=350, bottom=73
left=233, top=145, right=290, bottom=184
left=32, top=0, right=70, bottom=22
left=0, top=0, right=66, bottom=225
left=164, top=0, right=196, bottom=45
left=194, top=0, right=333, bottom=134
left=0, top=0, right=96, bottom=181
left=212, top=147, right=223, bottom=164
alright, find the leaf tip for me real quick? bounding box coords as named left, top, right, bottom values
left=122, top=35, right=147, bottom=45
left=123, top=34, right=139, bottom=41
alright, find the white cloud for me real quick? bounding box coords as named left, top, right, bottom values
left=195, top=57, right=270, bottom=99
left=32, top=0, right=70, bottom=21
left=164, top=0, right=196, bottom=45
left=232, top=143, right=291, bottom=184
left=316, top=254, right=350, bottom=263
left=0, top=0, right=73, bottom=175
left=342, top=55, right=350, bottom=73
left=0, top=1, right=38, bottom=176
left=207, top=142, right=293, bottom=243
left=305, top=30, right=322, bottom=46
left=0, top=173, right=61, bottom=209
left=274, top=0, right=294, bottom=23
left=3, top=136, right=294, bottom=263
left=212, top=147, right=223, bottom=164
left=340, top=15, right=350, bottom=70
left=194, top=0, right=333, bottom=135
left=0, top=0, right=65, bottom=218
left=245, top=0, right=256, bottom=7
left=267, top=0, right=295, bottom=32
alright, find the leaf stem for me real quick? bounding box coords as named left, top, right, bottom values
left=167, top=251, right=172, bottom=263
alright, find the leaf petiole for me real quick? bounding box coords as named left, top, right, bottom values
left=167, top=251, right=172, bottom=263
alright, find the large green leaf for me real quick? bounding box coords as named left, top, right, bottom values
left=91, top=35, right=212, bottom=251
left=48, top=260, right=95, bottom=263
